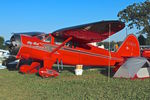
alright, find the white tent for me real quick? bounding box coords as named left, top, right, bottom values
left=114, top=57, right=150, bottom=79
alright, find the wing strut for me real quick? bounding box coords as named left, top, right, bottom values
left=50, top=37, right=72, bottom=55
left=38, top=37, right=72, bottom=78
left=57, top=59, right=63, bottom=72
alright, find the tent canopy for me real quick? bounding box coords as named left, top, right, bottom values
left=114, top=57, right=150, bottom=78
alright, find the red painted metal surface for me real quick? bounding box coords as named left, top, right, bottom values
left=142, top=49, right=150, bottom=59
left=39, top=68, right=59, bottom=78
left=20, top=62, right=40, bottom=74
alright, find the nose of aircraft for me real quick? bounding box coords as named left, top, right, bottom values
left=5, top=34, right=22, bottom=55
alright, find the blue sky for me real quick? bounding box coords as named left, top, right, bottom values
left=0, top=0, right=145, bottom=41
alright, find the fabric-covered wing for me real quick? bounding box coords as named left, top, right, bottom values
left=52, top=20, right=125, bottom=43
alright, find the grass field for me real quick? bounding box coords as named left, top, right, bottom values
left=0, top=67, right=150, bottom=100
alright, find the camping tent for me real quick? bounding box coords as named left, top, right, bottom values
left=114, top=57, right=150, bottom=79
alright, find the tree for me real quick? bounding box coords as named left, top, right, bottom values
left=0, top=36, right=8, bottom=49
left=146, top=36, right=150, bottom=44
left=138, top=34, right=146, bottom=45
left=118, top=0, right=150, bottom=35
left=0, top=36, right=4, bottom=49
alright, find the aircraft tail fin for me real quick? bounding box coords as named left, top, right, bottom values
left=116, top=34, right=140, bottom=57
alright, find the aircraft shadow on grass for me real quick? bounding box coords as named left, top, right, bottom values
left=84, top=66, right=115, bottom=77
left=99, top=67, right=115, bottom=77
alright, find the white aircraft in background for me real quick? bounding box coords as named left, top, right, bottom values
left=0, top=49, right=19, bottom=69
left=0, top=49, right=9, bottom=69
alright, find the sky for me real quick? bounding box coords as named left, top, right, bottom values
left=0, top=0, right=146, bottom=41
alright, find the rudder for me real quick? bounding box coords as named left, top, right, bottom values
left=116, top=34, right=140, bottom=57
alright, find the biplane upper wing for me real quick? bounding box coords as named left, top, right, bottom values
left=52, top=20, right=125, bottom=43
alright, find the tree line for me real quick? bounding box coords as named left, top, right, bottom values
left=118, top=0, right=150, bottom=45
left=98, top=0, right=150, bottom=48
left=0, top=36, right=7, bottom=50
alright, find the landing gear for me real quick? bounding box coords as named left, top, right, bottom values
left=38, top=59, right=59, bottom=78
left=57, top=59, right=63, bottom=72
left=19, top=59, right=60, bottom=78
left=20, top=62, right=40, bottom=74
left=39, top=68, right=59, bottom=78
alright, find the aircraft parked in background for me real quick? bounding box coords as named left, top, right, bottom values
left=0, top=49, right=9, bottom=69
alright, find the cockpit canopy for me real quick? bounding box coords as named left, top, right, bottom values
left=36, top=34, right=51, bottom=42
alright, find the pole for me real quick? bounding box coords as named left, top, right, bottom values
left=108, top=24, right=111, bottom=82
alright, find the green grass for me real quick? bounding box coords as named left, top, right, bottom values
left=0, top=68, right=150, bottom=100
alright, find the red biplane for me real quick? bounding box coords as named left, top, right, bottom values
left=6, top=20, right=140, bottom=77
